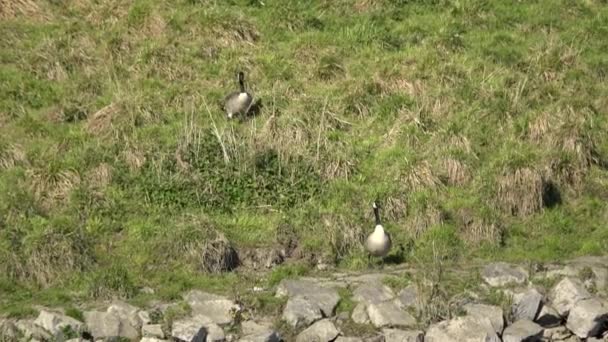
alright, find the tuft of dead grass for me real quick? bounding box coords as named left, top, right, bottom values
left=496, top=167, right=544, bottom=216
left=383, top=195, right=409, bottom=222
left=456, top=209, right=503, bottom=246
left=27, top=168, right=81, bottom=210
left=86, top=163, right=112, bottom=190
left=0, top=0, right=48, bottom=21
left=22, top=230, right=93, bottom=287
left=410, top=206, right=446, bottom=238
left=529, top=108, right=599, bottom=190
left=0, top=143, right=28, bottom=170
left=122, top=149, right=146, bottom=172
left=154, top=216, right=239, bottom=273
left=401, top=161, right=443, bottom=192
left=197, top=232, right=239, bottom=273
left=440, top=158, right=470, bottom=186
left=86, top=103, right=121, bottom=136
left=322, top=214, right=365, bottom=260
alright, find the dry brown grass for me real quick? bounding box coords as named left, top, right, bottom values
left=27, top=168, right=81, bottom=210
left=154, top=216, right=239, bottom=273
left=528, top=108, right=599, bottom=190
left=410, top=206, right=446, bottom=238
left=0, top=143, right=27, bottom=170
left=86, top=103, right=121, bottom=136
left=322, top=214, right=365, bottom=259
left=86, top=163, right=112, bottom=190
left=440, top=158, right=470, bottom=186
left=496, top=167, right=544, bottom=216
left=145, top=11, right=167, bottom=38
left=401, top=161, right=443, bottom=192
left=197, top=232, right=239, bottom=273
left=383, top=195, right=409, bottom=222
left=0, top=0, right=47, bottom=20
left=122, top=147, right=146, bottom=172
left=22, top=230, right=92, bottom=287
left=456, top=209, right=502, bottom=246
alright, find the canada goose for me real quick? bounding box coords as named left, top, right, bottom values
left=224, top=71, right=254, bottom=119
left=365, top=202, right=392, bottom=264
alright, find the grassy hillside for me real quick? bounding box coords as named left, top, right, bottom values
left=1, top=0, right=607, bottom=315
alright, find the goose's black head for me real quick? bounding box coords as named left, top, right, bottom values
left=373, top=201, right=381, bottom=226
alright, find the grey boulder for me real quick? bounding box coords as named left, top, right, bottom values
left=142, top=323, right=165, bottom=338
left=184, top=290, right=239, bottom=326
left=282, top=295, right=323, bottom=329
left=425, top=316, right=501, bottom=342
left=295, top=319, right=339, bottom=342
left=83, top=311, right=133, bottom=340
left=239, top=321, right=280, bottom=342
left=33, top=310, right=84, bottom=338
left=482, top=262, right=529, bottom=287
left=549, top=278, right=591, bottom=316
left=382, top=328, right=424, bottom=342
left=276, top=279, right=340, bottom=317
left=367, top=300, right=416, bottom=328
left=512, top=288, right=543, bottom=321
left=463, top=303, right=504, bottom=334
left=502, top=319, right=544, bottom=342
left=565, top=298, right=608, bottom=338
left=351, top=303, right=370, bottom=324
left=352, top=282, right=395, bottom=305
left=397, top=285, right=420, bottom=310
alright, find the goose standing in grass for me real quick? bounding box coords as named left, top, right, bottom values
left=224, top=71, right=254, bottom=119
left=365, top=202, right=392, bottom=266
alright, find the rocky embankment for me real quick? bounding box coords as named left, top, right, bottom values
left=2, top=256, right=608, bottom=342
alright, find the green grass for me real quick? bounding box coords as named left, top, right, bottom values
left=1, top=0, right=608, bottom=314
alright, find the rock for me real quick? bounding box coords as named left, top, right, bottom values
left=282, top=295, right=323, bottom=329
left=184, top=290, right=239, bottom=326
left=238, top=330, right=281, bottom=342
left=536, top=304, right=562, bottom=327
left=171, top=316, right=209, bottom=342
left=142, top=323, right=165, bottom=338
left=83, top=311, right=123, bottom=340
left=276, top=279, right=340, bottom=316
left=65, top=338, right=85, bottom=342
left=397, top=285, right=420, bottom=310
left=547, top=257, right=608, bottom=294
left=512, top=288, right=543, bottom=321
left=335, top=337, right=364, bottom=342
left=141, top=338, right=170, bottom=342
left=14, top=320, right=52, bottom=341
left=367, top=301, right=417, bottom=328
left=108, top=300, right=142, bottom=330
left=139, top=310, right=152, bottom=325
left=425, top=316, right=501, bottom=342
left=543, top=326, right=574, bottom=341
left=482, top=262, right=529, bottom=287
left=382, top=328, right=424, bottom=342
left=549, top=278, right=591, bottom=316
left=352, top=303, right=370, bottom=324
left=33, top=310, right=84, bottom=338
left=0, top=320, right=19, bottom=340
left=352, top=282, right=395, bottom=305
left=363, top=336, right=386, bottom=342
left=565, top=297, right=608, bottom=338
left=241, top=321, right=271, bottom=336
left=502, top=319, right=544, bottom=342
left=463, top=303, right=504, bottom=334
left=295, top=319, right=339, bottom=342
